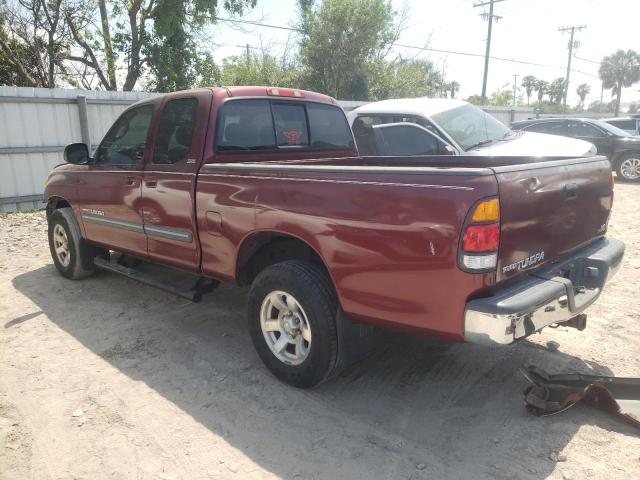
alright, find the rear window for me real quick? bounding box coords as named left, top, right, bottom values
left=216, top=99, right=353, bottom=152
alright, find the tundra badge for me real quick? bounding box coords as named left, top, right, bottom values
left=502, top=251, right=545, bottom=274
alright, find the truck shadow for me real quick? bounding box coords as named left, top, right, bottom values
left=11, top=264, right=635, bottom=479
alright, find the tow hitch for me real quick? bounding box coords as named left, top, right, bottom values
left=521, top=365, right=640, bottom=429
left=558, top=313, right=587, bottom=331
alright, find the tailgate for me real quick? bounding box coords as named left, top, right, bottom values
left=494, top=156, right=613, bottom=283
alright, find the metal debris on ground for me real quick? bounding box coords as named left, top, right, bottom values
left=520, top=365, right=640, bottom=429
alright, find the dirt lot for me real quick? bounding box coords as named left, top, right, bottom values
left=1, top=184, right=639, bottom=480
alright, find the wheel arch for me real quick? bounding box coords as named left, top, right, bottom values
left=45, top=196, right=72, bottom=218
left=236, top=230, right=336, bottom=290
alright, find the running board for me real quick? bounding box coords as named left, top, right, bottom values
left=94, top=256, right=219, bottom=302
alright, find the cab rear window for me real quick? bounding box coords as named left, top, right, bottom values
left=216, top=99, right=353, bottom=152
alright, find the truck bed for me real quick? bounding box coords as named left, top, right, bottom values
left=196, top=154, right=613, bottom=340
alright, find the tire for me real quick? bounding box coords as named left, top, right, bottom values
left=615, top=153, right=640, bottom=182
left=47, top=207, right=105, bottom=279
left=248, top=260, right=339, bottom=388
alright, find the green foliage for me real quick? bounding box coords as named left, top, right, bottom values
left=220, top=52, right=300, bottom=88
left=546, top=77, right=566, bottom=104
left=629, top=102, right=639, bottom=114
left=576, top=83, right=590, bottom=110
left=368, top=58, right=442, bottom=101
left=521, top=75, right=537, bottom=104
left=535, top=79, right=548, bottom=103
left=599, top=49, right=640, bottom=116
left=298, top=0, right=399, bottom=99
left=587, top=100, right=614, bottom=114
left=147, top=0, right=256, bottom=92
left=488, top=89, right=514, bottom=106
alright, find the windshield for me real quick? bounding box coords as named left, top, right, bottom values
left=596, top=120, right=631, bottom=137
left=432, top=104, right=511, bottom=151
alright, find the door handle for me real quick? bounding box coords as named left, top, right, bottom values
left=125, top=176, right=137, bottom=186
left=146, top=176, right=157, bottom=188
left=564, top=183, right=578, bottom=200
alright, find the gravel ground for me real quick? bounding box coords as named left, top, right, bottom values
left=1, top=183, right=639, bottom=480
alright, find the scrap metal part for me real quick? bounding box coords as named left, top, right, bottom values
left=521, top=365, right=640, bottom=429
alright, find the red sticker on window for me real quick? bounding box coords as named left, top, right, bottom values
left=282, top=130, right=304, bottom=145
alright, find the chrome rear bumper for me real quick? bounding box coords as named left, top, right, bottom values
left=464, top=238, right=624, bottom=346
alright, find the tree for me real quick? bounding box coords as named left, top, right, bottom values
left=368, top=58, right=442, bottom=100
left=221, top=49, right=300, bottom=88
left=0, top=0, right=80, bottom=88
left=65, top=0, right=255, bottom=91
left=629, top=102, right=639, bottom=114
left=146, top=0, right=256, bottom=92
left=446, top=80, right=460, bottom=99
left=535, top=79, right=548, bottom=103
left=521, top=75, right=537, bottom=104
left=576, top=83, right=590, bottom=110
left=546, top=78, right=566, bottom=104
left=298, top=0, right=402, bottom=100
left=599, top=49, right=640, bottom=116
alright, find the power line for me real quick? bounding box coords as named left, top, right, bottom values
left=559, top=25, right=587, bottom=106
left=213, top=15, right=599, bottom=78
left=474, top=0, right=506, bottom=100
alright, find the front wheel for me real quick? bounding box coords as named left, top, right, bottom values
left=248, top=260, right=339, bottom=388
left=616, top=153, right=640, bottom=182
left=47, top=207, right=105, bottom=279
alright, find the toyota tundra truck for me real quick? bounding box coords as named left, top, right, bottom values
left=44, top=86, right=625, bottom=388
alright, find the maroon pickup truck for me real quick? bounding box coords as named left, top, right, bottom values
left=44, top=86, right=624, bottom=387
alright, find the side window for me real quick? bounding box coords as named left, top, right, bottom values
left=95, top=105, right=154, bottom=164
left=153, top=98, right=198, bottom=164
left=526, top=122, right=565, bottom=136
left=217, top=100, right=275, bottom=151
left=272, top=103, right=309, bottom=147
left=569, top=121, right=606, bottom=138
left=306, top=103, right=354, bottom=149
left=373, top=124, right=440, bottom=156
left=608, top=120, right=635, bottom=130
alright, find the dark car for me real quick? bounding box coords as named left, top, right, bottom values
left=511, top=117, right=640, bottom=182
left=603, top=116, right=640, bottom=136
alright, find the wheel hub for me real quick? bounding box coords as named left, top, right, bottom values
left=260, top=291, right=312, bottom=366
left=53, top=224, right=71, bottom=267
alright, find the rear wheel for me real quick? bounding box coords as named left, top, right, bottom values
left=248, top=260, right=339, bottom=388
left=47, top=207, right=106, bottom=279
left=616, top=153, right=640, bottom=182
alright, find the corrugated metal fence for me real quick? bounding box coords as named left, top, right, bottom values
left=0, top=86, right=605, bottom=212
left=0, top=87, right=156, bottom=212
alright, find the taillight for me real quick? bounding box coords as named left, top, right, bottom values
left=459, top=198, right=500, bottom=272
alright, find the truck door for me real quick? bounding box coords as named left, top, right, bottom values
left=78, top=104, right=155, bottom=256
left=141, top=92, right=211, bottom=271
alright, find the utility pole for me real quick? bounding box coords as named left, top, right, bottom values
left=474, top=0, right=505, bottom=101
left=559, top=25, right=586, bottom=108
left=512, top=74, right=519, bottom=106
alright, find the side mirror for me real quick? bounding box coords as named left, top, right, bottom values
left=64, top=143, right=89, bottom=164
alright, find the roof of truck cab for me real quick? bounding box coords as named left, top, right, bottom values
left=221, top=86, right=337, bottom=104
left=352, top=98, right=469, bottom=118
left=129, top=86, right=338, bottom=108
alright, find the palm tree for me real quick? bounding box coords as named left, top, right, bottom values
left=576, top=83, right=591, bottom=110
left=521, top=75, right=537, bottom=104
left=535, top=79, right=548, bottom=103
left=447, top=80, right=460, bottom=98
left=599, top=49, right=640, bottom=116
left=547, top=78, right=566, bottom=104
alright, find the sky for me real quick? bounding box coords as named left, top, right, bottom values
left=208, top=0, right=640, bottom=108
